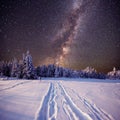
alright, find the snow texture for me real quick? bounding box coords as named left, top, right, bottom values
left=0, top=78, right=120, bottom=120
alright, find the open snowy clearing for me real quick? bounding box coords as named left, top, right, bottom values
left=0, top=78, right=120, bottom=120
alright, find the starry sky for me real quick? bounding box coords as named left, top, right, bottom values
left=0, top=0, right=120, bottom=73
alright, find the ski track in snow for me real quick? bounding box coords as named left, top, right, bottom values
left=0, top=81, right=32, bottom=92
left=58, top=82, right=92, bottom=120
left=34, top=81, right=115, bottom=120
left=35, top=82, right=58, bottom=120
left=66, top=86, right=114, bottom=120
left=35, top=81, right=94, bottom=120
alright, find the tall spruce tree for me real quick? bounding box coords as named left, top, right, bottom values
left=11, top=58, right=18, bottom=77
left=23, top=51, right=36, bottom=79
left=55, top=66, right=60, bottom=77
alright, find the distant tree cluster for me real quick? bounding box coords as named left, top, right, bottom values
left=36, top=66, right=106, bottom=79
left=0, top=51, right=120, bottom=79
left=107, top=67, right=120, bottom=79
left=0, top=51, right=37, bottom=79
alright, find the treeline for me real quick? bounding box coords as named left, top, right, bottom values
left=0, top=51, right=37, bottom=79
left=0, top=51, right=120, bottom=79
left=36, top=65, right=106, bottom=79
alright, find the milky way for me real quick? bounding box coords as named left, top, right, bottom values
left=0, top=0, right=120, bottom=73
left=52, top=0, right=95, bottom=66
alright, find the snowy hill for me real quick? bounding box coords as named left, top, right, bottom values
left=0, top=78, right=120, bottom=120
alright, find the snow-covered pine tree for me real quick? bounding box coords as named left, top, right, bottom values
left=0, top=61, right=12, bottom=77
left=47, top=64, right=55, bottom=77
left=16, top=60, right=24, bottom=78
left=23, top=51, right=36, bottom=79
left=82, top=66, right=97, bottom=78
left=63, top=68, right=69, bottom=77
left=55, top=66, right=60, bottom=77
left=0, top=61, right=4, bottom=76
left=59, top=67, right=63, bottom=77
left=0, top=61, right=6, bottom=77
left=8, top=61, right=12, bottom=76
left=11, top=58, right=18, bottom=77
left=107, top=67, right=120, bottom=79
left=40, top=65, right=48, bottom=77
left=71, top=70, right=79, bottom=78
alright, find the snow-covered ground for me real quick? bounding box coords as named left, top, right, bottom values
left=0, top=78, right=120, bottom=120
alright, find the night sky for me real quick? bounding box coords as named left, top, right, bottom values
left=0, top=0, right=120, bottom=73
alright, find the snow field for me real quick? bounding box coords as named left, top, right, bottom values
left=0, top=79, right=120, bottom=120
left=0, top=80, right=49, bottom=120
left=62, top=80, right=120, bottom=120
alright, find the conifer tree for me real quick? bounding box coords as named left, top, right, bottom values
left=22, top=51, right=36, bottom=79
left=11, top=58, right=18, bottom=77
